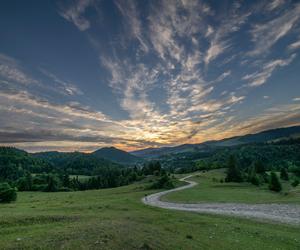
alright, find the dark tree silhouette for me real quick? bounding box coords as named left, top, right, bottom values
left=225, top=155, right=243, bottom=182
left=269, top=172, right=282, bottom=192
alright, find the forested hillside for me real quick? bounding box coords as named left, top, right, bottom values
left=0, top=147, right=51, bottom=181
left=32, top=151, right=122, bottom=175
left=0, top=147, right=144, bottom=193
left=161, top=138, right=300, bottom=175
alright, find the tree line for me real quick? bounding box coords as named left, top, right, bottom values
left=225, top=155, right=299, bottom=192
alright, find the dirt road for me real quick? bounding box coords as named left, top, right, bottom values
left=142, top=175, right=300, bottom=225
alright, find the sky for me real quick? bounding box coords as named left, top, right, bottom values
left=0, top=0, right=300, bottom=152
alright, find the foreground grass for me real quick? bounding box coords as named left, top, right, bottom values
left=0, top=180, right=299, bottom=249
left=164, top=169, right=300, bottom=204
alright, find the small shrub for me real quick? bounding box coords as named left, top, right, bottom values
left=269, top=172, right=282, bottom=192
left=0, top=183, right=17, bottom=203
left=250, top=174, right=260, bottom=186
left=291, top=179, right=299, bottom=187
left=186, top=234, right=193, bottom=239
left=149, top=174, right=174, bottom=189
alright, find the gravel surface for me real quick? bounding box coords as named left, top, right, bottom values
left=142, top=175, right=300, bottom=225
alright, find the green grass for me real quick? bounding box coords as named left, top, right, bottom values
left=164, top=169, right=300, bottom=204
left=0, top=178, right=299, bottom=249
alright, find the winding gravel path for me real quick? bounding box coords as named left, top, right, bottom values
left=142, top=175, right=300, bottom=225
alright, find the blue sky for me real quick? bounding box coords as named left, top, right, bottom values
left=0, top=0, right=300, bottom=152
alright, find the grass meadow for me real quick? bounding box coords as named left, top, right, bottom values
left=165, top=169, right=300, bottom=204
left=0, top=174, right=299, bottom=249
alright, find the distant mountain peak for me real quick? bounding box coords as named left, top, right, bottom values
left=92, top=146, right=140, bottom=164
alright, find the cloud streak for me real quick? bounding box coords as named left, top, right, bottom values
left=0, top=54, right=38, bottom=85
left=243, top=54, right=296, bottom=87
left=249, top=3, right=300, bottom=56
left=59, top=0, right=93, bottom=31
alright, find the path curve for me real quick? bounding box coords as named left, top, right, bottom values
left=142, top=175, right=300, bottom=225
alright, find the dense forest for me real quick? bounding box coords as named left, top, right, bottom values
left=0, top=147, right=133, bottom=193
left=196, top=138, right=300, bottom=171
left=0, top=147, right=173, bottom=202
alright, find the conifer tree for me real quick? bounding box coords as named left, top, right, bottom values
left=269, top=172, right=282, bottom=192
left=225, top=155, right=243, bottom=182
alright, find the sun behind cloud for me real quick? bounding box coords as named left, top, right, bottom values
left=0, top=0, right=300, bottom=152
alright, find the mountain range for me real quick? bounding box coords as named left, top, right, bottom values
left=2, top=125, right=300, bottom=166
left=131, top=125, right=300, bottom=158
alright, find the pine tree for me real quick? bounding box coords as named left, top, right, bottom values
left=25, top=172, right=33, bottom=190
left=225, top=155, right=243, bottom=182
left=44, top=174, right=59, bottom=192
left=247, top=165, right=260, bottom=186
left=269, top=172, right=282, bottom=192
left=62, top=174, right=70, bottom=187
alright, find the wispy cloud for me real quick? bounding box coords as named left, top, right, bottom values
left=243, top=54, right=296, bottom=87
left=204, top=41, right=228, bottom=65
left=213, top=70, right=232, bottom=83
left=40, top=69, right=83, bottom=96
left=0, top=90, right=110, bottom=123
left=249, top=3, right=300, bottom=56
left=189, top=103, right=300, bottom=144
left=148, top=0, right=209, bottom=61
left=266, top=0, right=285, bottom=11
left=204, top=4, right=250, bottom=65
left=0, top=54, right=37, bottom=85
left=114, top=0, right=149, bottom=53
left=59, top=0, right=93, bottom=31
left=288, top=39, right=300, bottom=50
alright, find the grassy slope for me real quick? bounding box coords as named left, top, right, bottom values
left=164, top=169, right=300, bottom=204
left=0, top=180, right=299, bottom=249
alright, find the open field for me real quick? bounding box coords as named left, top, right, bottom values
left=164, top=169, right=300, bottom=204
left=0, top=179, right=300, bottom=250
